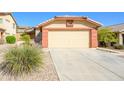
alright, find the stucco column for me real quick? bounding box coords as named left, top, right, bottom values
left=42, top=29, right=48, bottom=48
left=90, top=29, right=98, bottom=48
left=0, top=32, right=1, bottom=39
left=119, top=33, right=123, bottom=45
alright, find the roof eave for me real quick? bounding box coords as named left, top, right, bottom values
left=37, top=16, right=102, bottom=28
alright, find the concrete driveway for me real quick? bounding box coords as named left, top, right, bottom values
left=50, top=48, right=124, bottom=81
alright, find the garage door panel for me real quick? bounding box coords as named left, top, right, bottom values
left=48, top=31, right=89, bottom=48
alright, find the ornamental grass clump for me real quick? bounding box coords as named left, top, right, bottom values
left=0, top=45, right=43, bottom=77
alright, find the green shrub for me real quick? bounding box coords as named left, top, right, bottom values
left=6, top=36, right=16, bottom=44
left=21, top=35, right=30, bottom=44
left=113, top=44, right=124, bottom=49
left=0, top=45, right=43, bottom=76
left=21, top=33, right=27, bottom=36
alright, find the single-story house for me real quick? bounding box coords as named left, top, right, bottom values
left=107, top=23, right=124, bottom=45
left=0, top=12, right=17, bottom=42
left=36, top=16, right=102, bottom=48
left=17, top=26, right=35, bottom=41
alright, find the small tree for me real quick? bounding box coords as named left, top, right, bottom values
left=98, top=27, right=118, bottom=47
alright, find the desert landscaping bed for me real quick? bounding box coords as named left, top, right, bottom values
left=0, top=44, right=59, bottom=81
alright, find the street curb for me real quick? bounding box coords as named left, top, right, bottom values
left=96, top=48, right=120, bottom=53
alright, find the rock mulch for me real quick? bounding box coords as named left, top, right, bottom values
left=0, top=44, right=59, bottom=81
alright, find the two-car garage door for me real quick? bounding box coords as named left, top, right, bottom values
left=48, top=31, right=89, bottom=48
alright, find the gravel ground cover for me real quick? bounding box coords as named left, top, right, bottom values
left=0, top=44, right=59, bottom=81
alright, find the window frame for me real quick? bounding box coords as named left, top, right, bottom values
left=66, top=20, right=74, bottom=27
left=0, top=18, right=3, bottom=24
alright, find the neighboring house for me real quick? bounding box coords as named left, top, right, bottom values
left=0, top=13, right=17, bottom=42
left=36, top=16, right=101, bottom=48
left=17, top=26, right=35, bottom=41
left=107, top=23, right=124, bottom=45
left=35, top=27, right=42, bottom=43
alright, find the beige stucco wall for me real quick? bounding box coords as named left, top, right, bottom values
left=0, top=24, right=6, bottom=30
left=43, top=20, right=66, bottom=28
left=74, top=21, right=96, bottom=28
left=43, top=20, right=96, bottom=29
left=0, top=14, right=16, bottom=37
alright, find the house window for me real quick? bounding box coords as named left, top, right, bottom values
left=13, top=23, right=15, bottom=29
left=66, top=20, right=74, bottom=27
left=5, top=19, right=10, bottom=23
left=0, top=18, right=3, bottom=24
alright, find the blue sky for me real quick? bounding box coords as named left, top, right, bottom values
left=13, top=12, right=124, bottom=27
